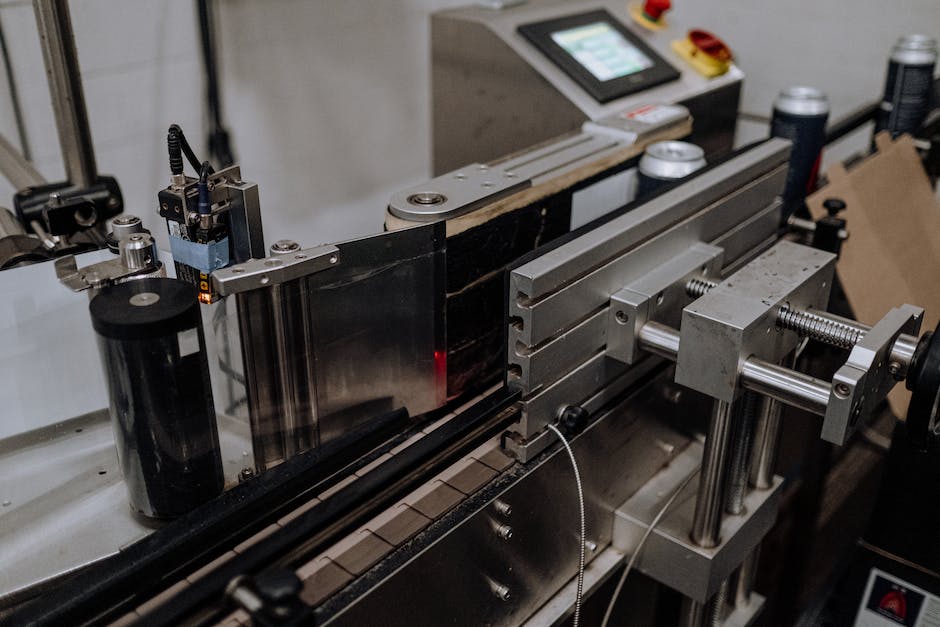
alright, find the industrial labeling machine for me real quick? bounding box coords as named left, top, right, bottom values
left=1, top=2, right=939, bottom=627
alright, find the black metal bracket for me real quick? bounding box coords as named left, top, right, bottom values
left=13, top=175, right=123, bottom=238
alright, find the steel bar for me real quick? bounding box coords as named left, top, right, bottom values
left=739, top=358, right=830, bottom=416
left=749, top=353, right=796, bottom=490
left=0, top=134, right=44, bottom=190
left=269, top=284, right=299, bottom=460
left=638, top=321, right=832, bottom=416
left=734, top=549, right=759, bottom=610
left=235, top=291, right=285, bottom=470
left=636, top=321, right=681, bottom=360
left=33, top=0, right=97, bottom=189
left=678, top=597, right=706, bottom=627
left=691, top=399, right=735, bottom=548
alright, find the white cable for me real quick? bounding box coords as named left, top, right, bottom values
left=600, top=467, right=701, bottom=627
left=546, top=424, right=586, bottom=627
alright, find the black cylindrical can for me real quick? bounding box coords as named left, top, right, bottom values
left=90, top=278, right=224, bottom=518
left=637, top=140, right=707, bottom=197
left=874, top=35, right=938, bottom=139
left=771, top=86, right=830, bottom=219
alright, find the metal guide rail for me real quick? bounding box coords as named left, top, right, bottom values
left=502, top=135, right=940, bottom=625
left=506, top=138, right=793, bottom=459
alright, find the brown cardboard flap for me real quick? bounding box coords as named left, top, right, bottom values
left=807, top=132, right=940, bottom=417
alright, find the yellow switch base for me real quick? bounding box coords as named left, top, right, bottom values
left=670, top=38, right=730, bottom=77
left=628, top=3, right=668, bottom=31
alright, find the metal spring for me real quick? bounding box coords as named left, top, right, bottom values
left=776, top=306, right=865, bottom=349
left=724, top=391, right=761, bottom=516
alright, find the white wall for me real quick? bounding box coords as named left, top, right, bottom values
left=0, top=0, right=937, bottom=249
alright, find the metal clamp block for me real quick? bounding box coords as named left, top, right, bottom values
left=212, top=244, right=340, bottom=296
left=676, top=241, right=836, bottom=402
left=612, top=441, right=783, bottom=603
left=387, top=163, right=529, bottom=222
left=823, top=305, right=924, bottom=444
left=608, top=243, right=723, bottom=365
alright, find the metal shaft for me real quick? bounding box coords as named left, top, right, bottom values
left=0, top=134, right=45, bottom=190
left=269, top=284, right=300, bottom=460
left=678, top=598, right=706, bottom=627
left=638, top=322, right=831, bottom=416
left=236, top=291, right=285, bottom=469
left=739, top=358, right=829, bottom=415
left=33, top=0, right=97, bottom=189
left=691, top=399, right=736, bottom=548
left=687, top=278, right=918, bottom=374
left=749, top=353, right=796, bottom=489
left=734, top=549, right=759, bottom=609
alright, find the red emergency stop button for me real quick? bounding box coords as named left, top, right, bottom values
left=643, top=0, right=671, bottom=21
left=688, top=29, right=733, bottom=62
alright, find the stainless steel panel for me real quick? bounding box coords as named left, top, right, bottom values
left=325, top=380, right=693, bottom=626
left=303, top=226, right=447, bottom=445
left=0, top=411, right=251, bottom=608
left=430, top=0, right=744, bottom=172
left=431, top=14, right=586, bottom=174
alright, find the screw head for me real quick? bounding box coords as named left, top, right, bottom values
left=407, top=192, right=445, bottom=206
left=495, top=524, right=513, bottom=540
left=271, top=240, right=300, bottom=254
left=834, top=382, right=851, bottom=398
left=823, top=197, right=847, bottom=216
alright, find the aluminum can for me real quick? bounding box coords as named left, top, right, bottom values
left=874, top=34, right=938, bottom=138
left=637, top=140, right=707, bottom=197
left=771, top=86, right=830, bottom=218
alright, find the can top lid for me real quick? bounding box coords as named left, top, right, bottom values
left=90, top=278, right=201, bottom=341
left=775, top=86, right=830, bottom=116
left=892, top=34, right=938, bottom=65
left=896, top=34, right=937, bottom=51
left=640, top=141, right=706, bottom=180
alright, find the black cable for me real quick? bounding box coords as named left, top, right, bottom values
left=0, top=11, right=32, bottom=161
left=197, top=0, right=235, bottom=168
left=167, top=124, right=212, bottom=176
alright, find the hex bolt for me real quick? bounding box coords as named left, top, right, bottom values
left=495, top=524, right=513, bottom=540
left=239, top=467, right=255, bottom=482
left=407, top=192, right=445, bottom=206
left=491, top=583, right=512, bottom=601
left=270, top=240, right=300, bottom=255
left=493, top=500, right=512, bottom=517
